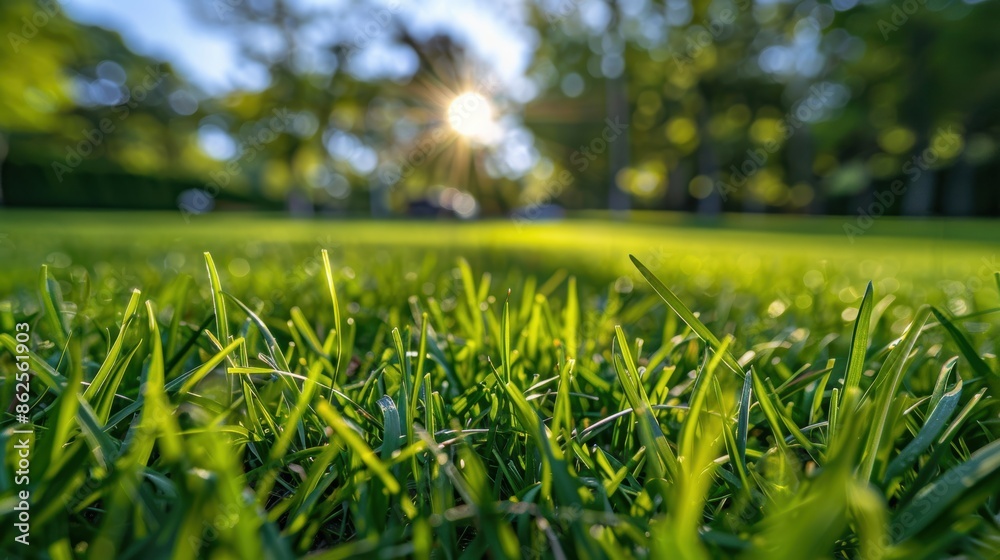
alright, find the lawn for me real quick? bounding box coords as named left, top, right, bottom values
left=1, top=211, right=999, bottom=559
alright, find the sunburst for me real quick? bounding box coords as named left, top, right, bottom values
left=375, top=55, right=510, bottom=212
left=447, top=91, right=498, bottom=144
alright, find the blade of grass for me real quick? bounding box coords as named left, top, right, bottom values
left=679, top=335, right=732, bottom=469
left=630, top=255, right=743, bottom=378
left=858, top=305, right=931, bottom=483
left=225, top=293, right=288, bottom=370
left=614, top=325, right=678, bottom=480
left=930, top=306, right=999, bottom=394
left=315, top=400, right=400, bottom=494
left=142, top=300, right=183, bottom=462
left=841, top=282, right=874, bottom=407
left=178, top=337, right=247, bottom=394
left=39, top=264, right=68, bottom=348
left=736, top=367, right=752, bottom=472
left=891, top=438, right=1000, bottom=543
left=376, top=395, right=402, bottom=460
left=883, top=365, right=962, bottom=483
left=204, top=252, right=230, bottom=345
left=320, top=249, right=346, bottom=386
left=899, top=386, right=987, bottom=505
left=83, top=288, right=142, bottom=403
left=563, top=277, right=578, bottom=361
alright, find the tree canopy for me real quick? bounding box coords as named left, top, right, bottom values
left=1, top=0, right=997, bottom=216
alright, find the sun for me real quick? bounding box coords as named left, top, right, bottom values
left=447, top=92, right=497, bottom=144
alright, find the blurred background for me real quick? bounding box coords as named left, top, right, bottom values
left=1, top=0, right=998, bottom=219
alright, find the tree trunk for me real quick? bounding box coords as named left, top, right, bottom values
left=901, top=168, right=936, bottom=216
left=0, top=133, right=7, bottom=206
left=695, top=103, right=722, bottom=215
left=901, top=25, right=935, bottom=216
left=605, top=2, right=630, bottom=215
left=370, top=180, right=390, bottom=217
left=943, top=156, right=974, bottom=216
left=605, top=76, right=630, bottom=214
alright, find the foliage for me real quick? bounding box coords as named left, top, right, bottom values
left=2, top=0, right=1000, bottom=214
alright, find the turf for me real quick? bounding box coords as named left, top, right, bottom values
left=1, top=212, right=999, bottom=559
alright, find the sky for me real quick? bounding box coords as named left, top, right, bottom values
left=62, top=0, right=249, bottom=94
left=61, top=0, right=538, bottom=97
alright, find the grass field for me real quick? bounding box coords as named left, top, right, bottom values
left=1, top=211, right=999, bottom=559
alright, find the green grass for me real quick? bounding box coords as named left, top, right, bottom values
left=1, top=211, right=999, bottom=559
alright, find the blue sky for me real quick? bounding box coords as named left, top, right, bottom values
left=62, top=0, right=538, bottom=96
left=63, top=0, right=249, bottom=93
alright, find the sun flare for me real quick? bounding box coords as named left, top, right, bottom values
left=447, top=92, right=497, bottom=143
